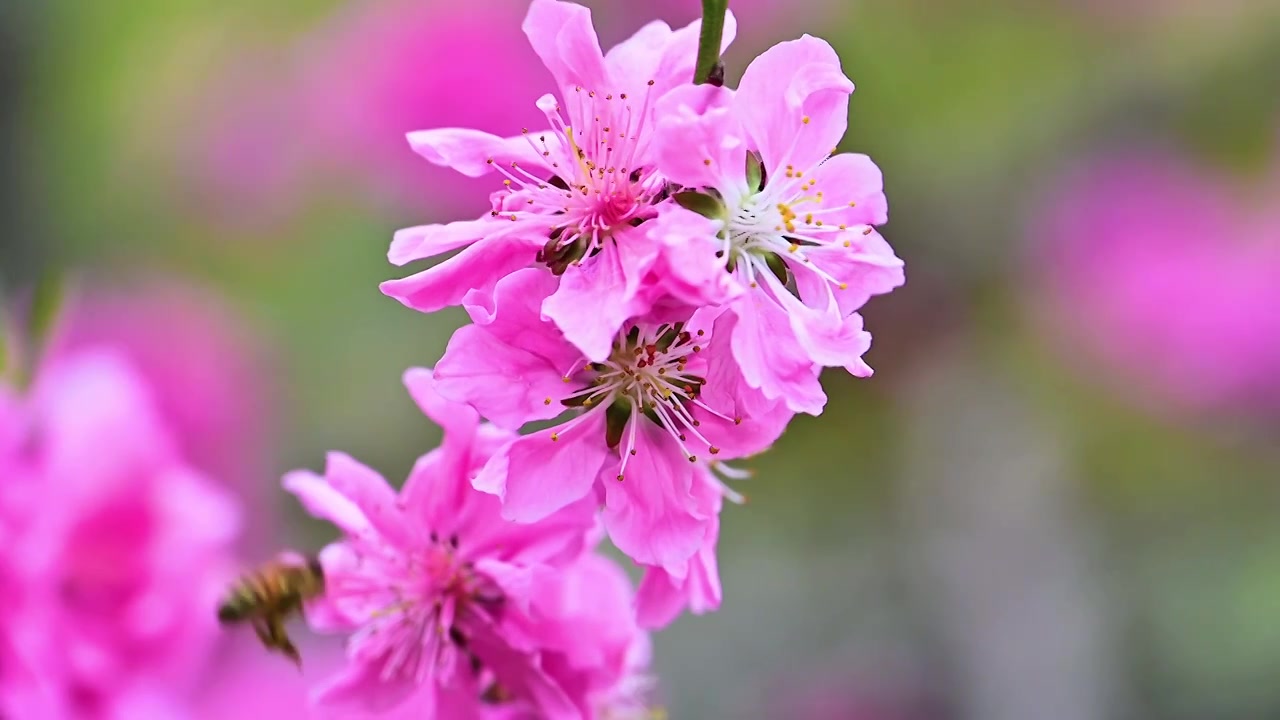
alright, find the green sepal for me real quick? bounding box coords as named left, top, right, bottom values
left=654, top=323, right=685, bottom=353
left=763, top=252, right=790, bottom=286
left=746, top=151, right=764, bottom=192
left=605, top=398, right=632, bottom=449
left=673, top=190, right=727, bottom=220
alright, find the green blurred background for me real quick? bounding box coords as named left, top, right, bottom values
left=3, top=0, right=1279, bottom=717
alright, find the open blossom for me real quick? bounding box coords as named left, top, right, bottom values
left=649, top=36, right=905, bottom=414
left=381, top=0, right=738, bottom=361
left=433, top=269, right=788, bottom=574
left=1031, top=151, right=1280, bottom=415
left=0, top=351, right=240, bottom=719
left=286, top=367, right=647, bottom=719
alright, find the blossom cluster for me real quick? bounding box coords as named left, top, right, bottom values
left=301, top=0, right=901, bottom=713
left=379, top=0, right=902, bottom=629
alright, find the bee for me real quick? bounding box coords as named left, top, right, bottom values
left=217, top=553, right=325, bottom=667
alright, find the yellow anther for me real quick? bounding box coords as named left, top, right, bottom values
left=550, top=433, right=559, bottom=442
left=802, top=116, right=811, bottom=124
left=703, top=158, right=712, bottom=166
left=839, top=282, right=848, bottom=290
left=543, top=398, right=551, bottom=405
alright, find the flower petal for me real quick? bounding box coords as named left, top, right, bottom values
left=380, top=235, right=541, bottom=314
left=407, top=128, right=549, bottom=178
left=635, top=516, right=722, bottom=630
left=727, top=291, right=827, bottom=415
left=602, top=422, right=708, bottom=573
left=282, top=469, right=371, bottom=538
left=652, top=83, right=746, bottom=190
left=402, top=367, right=480, bottom=440
left=604, top=11, right=738, bottom=97
left=543, top=232, right=658, bottom=362
left=323, top=452, right=415, bottom=548
left=464, top=267, right=580, bottom=366
left=523, top=0, right=608, bottom=93
left=810, top=152, right=890, bottom=226
left=736, top=35, right=854, bottom=174
left=497, top=411, right=611, bottom=523
left=434, top=325, right=569, bottom=431
left=388, top=220, right=497, bottom=267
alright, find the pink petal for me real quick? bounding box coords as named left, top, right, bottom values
left=282, top=469, right=371, bottom=539
left=313, top=658, right=419, bottom=713
left=635, top=519, right=721, bottom=630
left=646, top=205, right=741, bottom=309
left=810, top=152, right=890, bottom=226
left=407, top=128, right=549, bottom=178
left=796, top=233, right=905, bottom=316
left=380, top=235, right=541, bottom=314
left=542, top=233, right=658, bottom=362
left=736, top=35, right=854, bottom=175
left=323, top=452, right=415, bottom=548
left=694, top=316, right=794, bottom=458
left=463, top=268, right=580, bottom=367
left=602, top=423, right=709, bottom=573
left=388, top=220, right=501, bottom=267
left=434, top=325, right=569, bottom=431
left=727, top=291, right=827, bottom=415
left=652, top=83, right=745, bottom=189
left=604, top=11, right=738, bottom=97
left=772, top=280, right=874, bottom=372
left=522, top=0, right=607, bottom=93
left=402, top=367, right=480, bottom=439
left=500, top=411, right=611, bottom=523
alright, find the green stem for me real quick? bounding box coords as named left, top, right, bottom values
left=694, top=0, right=728, bottom=85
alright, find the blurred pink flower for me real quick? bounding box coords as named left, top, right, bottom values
left=52, top=280, right=271, bottom=496
left=381, top=0, right=738, bottom=360
left=284, top=367, right=646, bottom=718
left=194, top=0, right=548, bottom=219
left=1031, top=150, right=1280, bottom=415
left=0, top=351, right=240, bottom=719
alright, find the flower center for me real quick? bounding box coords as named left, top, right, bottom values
left=559, top=323, right=736, bottom=479
left=722, top=159, right=871, bottom=292
left=345, top=531, right=502, bottom=685
left=485, top=83, right=664, bottom=274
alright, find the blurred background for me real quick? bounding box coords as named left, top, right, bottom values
left=2, top=0, right=1279, bottom=717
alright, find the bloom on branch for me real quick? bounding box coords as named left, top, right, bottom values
left=433, top=269, right=787, bottom=575
left=650, top=36, right=905, bottom=414
left=381, top=0, right=737, bottom=361
left=286, top=369, right=650, bottom=719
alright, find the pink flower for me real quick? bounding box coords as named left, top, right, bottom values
left=434, top=269, right=788, bottom=574
left=381, top=0, right=738, bottom=361
left=1031, top=150, right=1280, bottom=415
left=649, top=36, right=905, bottom=414
left=0, top=351, right=240, bottom=719
left=284, top=367, right=641, bottom=719
left=52, top=280, right=271, bottom=503
left=294, top=0, right=549, bottom=213
left=191, top=0, right=549, bottom=221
